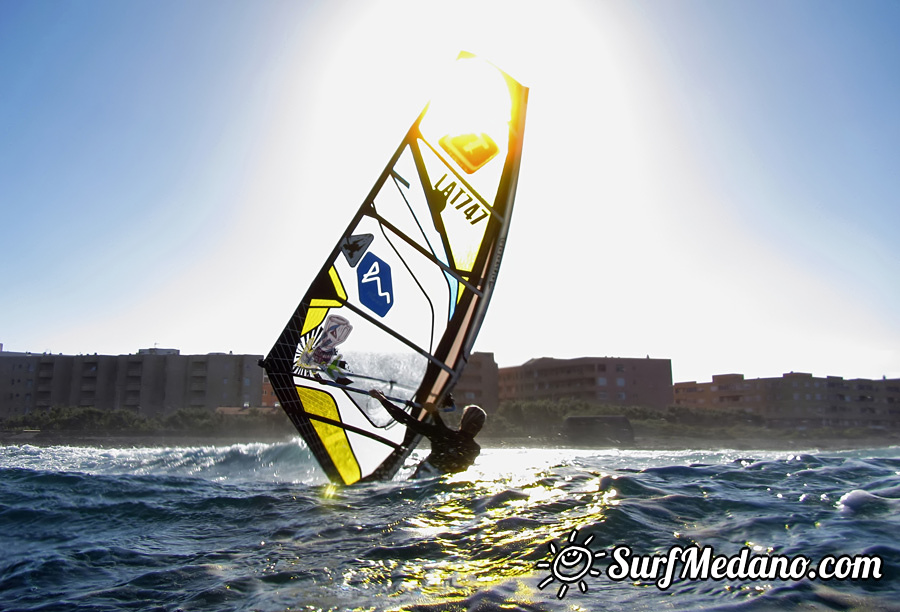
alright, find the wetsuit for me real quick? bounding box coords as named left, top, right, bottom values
left=374, top=397, right=481, bottom=477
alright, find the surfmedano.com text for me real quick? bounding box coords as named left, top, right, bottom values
left=608, top=545, right=883, bottom=590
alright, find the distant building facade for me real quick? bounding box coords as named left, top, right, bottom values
left=0, top=348, right=264, bottom=419
left=674, top=372, right=900, bottom=429
left=261, top=372, right=279, bottom=408
left=454, top=352, right=499, bottom=409
left=498, top=356, right=674, bottom=410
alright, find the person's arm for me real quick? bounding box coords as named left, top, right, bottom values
left=368, top=390, right=440, bottom=437
left=422, top=400, right=451, bottom=433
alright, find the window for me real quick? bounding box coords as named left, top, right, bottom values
left=597, top=377, right=607, bottom=386
left=616, top=378, right=625, bottom=387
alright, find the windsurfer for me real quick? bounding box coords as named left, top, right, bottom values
left=368, top=389, right=485, bottom=478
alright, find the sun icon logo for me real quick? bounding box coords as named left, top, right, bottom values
left=536, top=528, right=605, bottom=599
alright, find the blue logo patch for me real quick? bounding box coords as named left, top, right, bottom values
left=357, top=252, right=393, bottom=317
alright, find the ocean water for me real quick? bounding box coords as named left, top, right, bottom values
left=1, top=441, right=898, bottom=612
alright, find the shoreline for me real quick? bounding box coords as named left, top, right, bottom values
left=481, top=434, right=899, bottom=452
left=1, top=430, right=896, bottom=453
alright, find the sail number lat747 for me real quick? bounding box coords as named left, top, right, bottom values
left=433, top=173, right=490, bottom=225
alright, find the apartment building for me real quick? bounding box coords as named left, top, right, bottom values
left=674, top=372, right=900, bottom=429
left=0, top=348, right=264, bottom=419
left=499, top=356, right=674, bottom=410
left=261, top=372, right=278, bottom=408
left=454, top=352, right=499, bottom=409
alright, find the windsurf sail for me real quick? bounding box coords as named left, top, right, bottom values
left=261, top=53, right=528, bottom=484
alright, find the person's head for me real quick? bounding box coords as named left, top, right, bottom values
left=459, top=405, right=486, bottom=437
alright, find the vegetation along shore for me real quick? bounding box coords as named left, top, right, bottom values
left=1, top=401, right=896, bottom=451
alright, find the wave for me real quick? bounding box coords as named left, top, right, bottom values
left=2, top=444, right=899, bottom=611
left=0, top=439, right=329, bottom=484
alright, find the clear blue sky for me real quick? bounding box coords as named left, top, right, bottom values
left=2, top=0, right=898, bottom=384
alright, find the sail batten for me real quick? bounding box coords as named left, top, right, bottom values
left=336, top=300, right=454, bottom=374
left=367, top=211, right=485, bottom=296
left=262, top=54, right=528, bottom=484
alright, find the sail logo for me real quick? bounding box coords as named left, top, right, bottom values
left=357, top=252, right=393, bottom=317
left=439, top=132, right=498, bottom=174
left=434, top=173, right=490, bottom=225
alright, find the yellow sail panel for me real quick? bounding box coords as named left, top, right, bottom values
left=301, top=307, right=329, bottom=336
left=328, top=266, right=347, bottom=300
left=296, top=386, right=361, bottom=484
left=309, top=299, right=342, bottom=308
left=299, top=268, right=347, bottom=337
